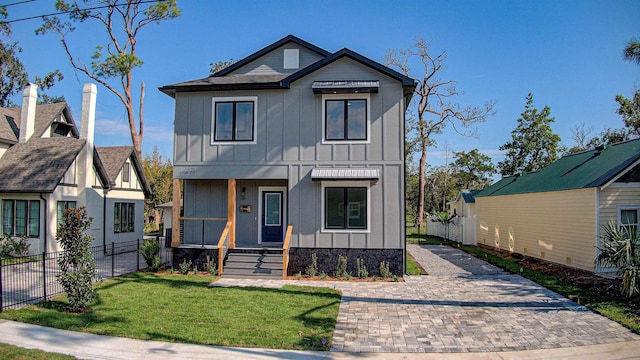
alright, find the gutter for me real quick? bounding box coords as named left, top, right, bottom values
left=39, top=193, right=47, bottom=252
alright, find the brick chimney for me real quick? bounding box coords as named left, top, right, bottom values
left=78, top=83, right=97, bottom=204
left=18, top=83, right=37, bottom=143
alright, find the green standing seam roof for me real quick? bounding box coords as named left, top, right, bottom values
left=476, top=138, right=640, bottom=197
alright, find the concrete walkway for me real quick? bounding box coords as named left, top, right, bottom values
left=1, top=243, right=639, bottom=359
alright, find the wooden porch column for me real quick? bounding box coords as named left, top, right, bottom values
left=171, top=178, right=181, bottom=248
left=227, top=178, right=236, bottom=249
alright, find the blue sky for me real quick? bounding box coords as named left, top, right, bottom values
left=4, top=0, right=640, bottom=168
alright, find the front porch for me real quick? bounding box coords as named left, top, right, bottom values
left=170, top=178, right=292, bottom=278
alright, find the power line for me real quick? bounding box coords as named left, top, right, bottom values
left=1, top=0, right=36, bottom=8
left=1, top=0, right=163, bottom=24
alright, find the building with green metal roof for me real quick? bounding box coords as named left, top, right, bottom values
left=475, top=138, right=640, bottom=272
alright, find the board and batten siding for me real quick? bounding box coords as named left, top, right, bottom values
left=172, top=57, right=406, bottom=250
left=231, top=44, right=325, bottom=75
left=476, top=188, right=597, bottom=272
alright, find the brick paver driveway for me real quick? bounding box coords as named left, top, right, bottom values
left=213, top=244, right=639, bottom=353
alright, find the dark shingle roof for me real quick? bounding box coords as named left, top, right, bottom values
left=460, top=189, right=481, bottom=203
left=0, top=137, right=85, bottom=192
left=476, top=139, right=640, bottom=197
left=159, top=35, right=416, bottom=99
left=0, top=108, right=20, bottom=144
left=95, top=146, right=152, bottom=196
left=0, top=103, right=79, bottom=141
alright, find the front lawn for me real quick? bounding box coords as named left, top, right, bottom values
left=0, top=343, right=75, bottom=360
left=407, top=229, right=640, bottom=333
left=0, top=273, right=340, bottom=350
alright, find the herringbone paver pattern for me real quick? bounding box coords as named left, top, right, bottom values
left=211, top=244, right=640, bottom=353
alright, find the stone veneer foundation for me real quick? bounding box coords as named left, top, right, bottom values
left=287, top=248, right=403, bottom=277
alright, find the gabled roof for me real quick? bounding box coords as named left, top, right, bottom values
left=451, top=189, right=482, bottom=204
left=476, top=138, right=640, bottom=197
left=0, top=137, right=85, bottom=193
left=95, top=146, right=152, bottom=196
left=0, top=102, right=79, bottom=141
left=0, top=108, right=20, bottom=144
left=159, top=35, right=416, bottom=98
left=213, top=34, right=331, bottom=77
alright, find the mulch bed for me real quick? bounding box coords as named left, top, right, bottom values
left=476, top=244, right=640, bottom=312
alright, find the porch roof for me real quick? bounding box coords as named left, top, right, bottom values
left=312, top=80, right=379, bottom=94
left=310, top=167, right=379, bottom=181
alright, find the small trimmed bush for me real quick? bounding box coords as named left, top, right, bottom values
left=139, top=238, right=162, bottom=272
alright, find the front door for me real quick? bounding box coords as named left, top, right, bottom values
left=261, top=191, right=283, bottom=242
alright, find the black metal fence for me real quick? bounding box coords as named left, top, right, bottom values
left=0, top=237, right=172, bottom=312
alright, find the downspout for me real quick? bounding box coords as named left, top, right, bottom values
left=103, top=188, right=108, bottom=249
left=39, top=193, right=47, bottom=253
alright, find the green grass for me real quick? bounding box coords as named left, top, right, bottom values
left=406, top=226, right=640, bottom=333
left=0, top=343, right=75, bottom=360
left=405, top=254, right=425, bottom=275
left=0, top=272, right=340, bottom=350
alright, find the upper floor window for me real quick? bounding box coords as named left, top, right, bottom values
left=122, top=162, right=130, bottom=183
left=2, top=199, right=40, bottom=238
left=322, top=94, right=370, bottom=143
left=212, top=97, right=257, bottom=143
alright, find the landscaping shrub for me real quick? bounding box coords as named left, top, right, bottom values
left=596, top=222, right=640, bottom=298
left=56, top=207, right=97, bottom=312
left=205, top=255, right=217, bottom=276
left=139, top=238, right=162, bottom=272
left=0, top=234, right=30, bottom=257
left=334, top=255, right=348, bottom=278
left=178, top=259, right=192, bottom=275
left=379, top=261, right=391, bottom=278
left=356, top=258, right=368, bottom=278
left=306, top=253, right=318, bottom=277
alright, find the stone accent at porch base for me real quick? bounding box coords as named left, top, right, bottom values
left=287, top=248, right=403, bottom=277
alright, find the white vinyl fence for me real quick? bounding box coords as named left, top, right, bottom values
left=427, top=217, right=477, bottom=245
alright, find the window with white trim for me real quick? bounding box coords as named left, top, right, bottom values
left=1, top=199, right=40, bottom=237
left=619, top=207, right=640, bottom=235
left=323, top=185, right=368, bottom=231
left=322, top=94, right=370, bottom=143
left=212, top=97, right=257, bottom=143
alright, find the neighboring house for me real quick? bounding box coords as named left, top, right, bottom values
left=429, top=189, right=480, bottom=245
left=475, top=139, right=640, bottom=272
left=0, top=84, right=150, bottom=254
left=159, top=35, right=415, bottom=276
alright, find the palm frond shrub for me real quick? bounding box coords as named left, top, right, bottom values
left=596, top=221, right=640, bottom=298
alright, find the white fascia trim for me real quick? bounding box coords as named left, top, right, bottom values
left=601, top=157, right=640, bottom=190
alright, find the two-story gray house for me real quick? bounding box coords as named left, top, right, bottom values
left=160, top=35, right=414, bottom=277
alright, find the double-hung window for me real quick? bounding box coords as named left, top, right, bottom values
left=325, top=99, right=367, bottom=141
left=2, top=199, right=40, bottom=237
left=619, top=207, right=640, bottom=236
left=212, top=97, right=257, bottom=143
left=57, top=201, right=77, bottom=229
left=324, top=186, right=368, bottom=230
left=114, top=202, right=135, bottom=233
left=122, top=162, right=130, bottom=183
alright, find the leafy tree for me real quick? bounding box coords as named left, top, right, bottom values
left=0, top=6, right=63, bottom=107
left=143, top=146, right=173, bottom=231
left=623, top=38, right=640, bottom=65
left=56, top=207, right=97, bottom=312
left=498, top=93, right=562, bottom=176
left=36, top=0, right=180, bottom=157
left=450, top=149, right=496, bottom=189
left=385, top=36, right=495, bottom=230
left=210, top=58, right=235, bottom=76
left=615, top=92, right=640, bottom=137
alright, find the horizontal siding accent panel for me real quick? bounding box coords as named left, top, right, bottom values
left=476, top=188, right=597, bottom=271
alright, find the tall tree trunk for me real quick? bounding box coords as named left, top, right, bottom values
left=416, top=138, right=427, bottom=230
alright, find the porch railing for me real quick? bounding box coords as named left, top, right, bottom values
left=179, top=217, right=227, bottom=246
left=282, top=224, right=293, bottom=279
left=217, top=221, right=232, bottom=276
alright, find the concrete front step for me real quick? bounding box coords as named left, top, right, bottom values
left=222, top=251, right=284, bottom=278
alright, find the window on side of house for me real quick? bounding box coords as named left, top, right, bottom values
left=324, top=186, right=368, bottom=230
left=122, top=162, right=130, bottom=183
left=114, top=202, right=135, bottom=233
left=212, top=97, right=257, bottom=143
left=56, top=201, right=77, bottom=228
left=1, top=199, right=40, bottom=237
left=619, top=207, right=640, bottom=236
left=324, top=99, right=367, bottom=142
